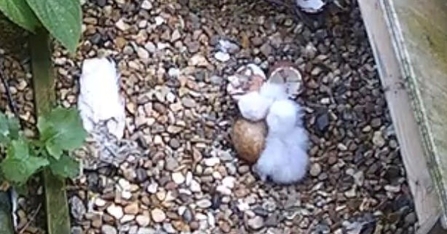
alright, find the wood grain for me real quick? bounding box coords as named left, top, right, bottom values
left=357, top=0, right=442, bottom=233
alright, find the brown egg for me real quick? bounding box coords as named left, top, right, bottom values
left=231, top=117, right=267, bottom=164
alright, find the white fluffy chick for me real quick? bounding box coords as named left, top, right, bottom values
left=237, top=91, right=273, bottom=121
left=259, top=81, right=289, bottom=101
left=77, top=57, right=126, bottom=139
left=254, top=99, right=309, bottom=184
left=237, top=82, right=290, bottom=121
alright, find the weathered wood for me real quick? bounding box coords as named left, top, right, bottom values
left=30, top=28, right=71, bottom=234
left=357, top=0, right=442, bottom=233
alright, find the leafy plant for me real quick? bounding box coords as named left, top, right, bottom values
left=0, top=0, right=82, bottom=53
left=0, top=107, right=87, bottom=187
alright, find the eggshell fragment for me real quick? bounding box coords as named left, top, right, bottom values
left=268, top=61, right=303, bottom=99
left=227, top=64, right=267, bottom=101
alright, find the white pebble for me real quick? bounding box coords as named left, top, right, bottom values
left=107, top=204, right=124, bottom=219
left=214, top=51, right=230, bottom=62
left=189, top=179, right=201, bottom=192
left=151, top=208, right=166, bottom=223
left=137, top=47, right=149, bottom=60
left=204, top=157, right=220, bottom=167
left=147, top=183, right=158, bottom=193
left=136, top=214, right=150, bottom=227
left=222, top=177, right=236, bottom=189
left=216, top=185, right=232, bottom=195
left=115, top=19, right=129, bottom=31
left=172, top=172, right=185, bottom=185
left=141, top=0, right=153, bottom=10
left=154, top=16, right=165, bottom=26
left=118, top=178, right=131, bottom=191
left=121, top=191, right=132, bottom=200
left=94, top=197, right=106, bottom=207
left=120, top=214, right=135, bottom=223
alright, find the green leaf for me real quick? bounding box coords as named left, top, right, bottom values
left=0, top=113, right=20, bottom=145
left=0, top=0, right=39, bottom=32
left=48, top=154, right=79, bottom=178
left=24, top=0, right=82, bottom=53
left=0, top=139, right=49, bottom=184
left=37, top=107, right=87, bottom=159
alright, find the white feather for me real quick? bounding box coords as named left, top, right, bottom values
left=77, top=57, right=126, bottom=139
left=254, top=99, right=309, bottom=184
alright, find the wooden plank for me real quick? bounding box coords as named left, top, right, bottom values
left=357, top=0, right=442, bottom=232
left=29, top=28, right=71, bottom=234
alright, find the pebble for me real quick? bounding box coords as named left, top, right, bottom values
left=101, top=225, right=117, bottom=234
left=247, top=216, right=264, bottom=230
left=214, top=52, right=230, bottom=62
left=172, top=172, right=186, bottom=184
left=204, top=157, right=220, bottom=167
left=107, top=204, right=124, bottom=220
left=141, top=0, right=153, bottom=10
left=136, top=214, right=151, bottom=226
left=151, top=208, right=166, bottom=223
left=124, top=202, right=139, bottom=215
left=310, top=163, right=322, bottom=177
left=137, top=47, right=150, bottom=60
left=69, top=196, right=86, bottom=221
left=196, top=199, right=212, bottom=208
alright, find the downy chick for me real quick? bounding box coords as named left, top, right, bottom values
left=254, top=98, right=309, bottom=184
left=237, top=82, right=289, bottom=121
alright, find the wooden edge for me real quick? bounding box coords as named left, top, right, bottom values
left=357, top=0, right=442, bottom=232
left=30, top=29, right=71, bottom=234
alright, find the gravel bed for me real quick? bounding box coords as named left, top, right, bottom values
left=0, top=55, right=46, bottom=233
left=53, top=0, right=417, bottom=233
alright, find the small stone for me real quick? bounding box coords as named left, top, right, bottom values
left=189, top=54, right=209, bottom=67
left=247, top=216, right=264, bottom=230
left=214, top=52, right=230, bottom=62
left=171, top=29, right=181, bottom=42
left=204, top=157, right=220, bottom=167
left=310, top=163, right=321, bottom=177
left=121, top=214, right=135, bottom=223
left=107, top=204, right=124, bottom=220
left=222, top=177, right=235, bottom=189
left=94, top=197, right=107, bottom=207
left=196, top=199, right=212, bottom=208
left=172, top=172, right=186, bottom=184
left=260, top=43, right=272, bottom=57
left=136, top=214, right=151, bottom=227
left=115, top=19, right=129, bottom=31
left=373, top=131, right=385, bottom=147
left=138, top=227, right=156, bottom=234
left=101, top=225, right=117, bottom=234
left=69, top=196, right=86, bottom=221
left=165, top=157, right=179, bottom=171
left=137, top=47, right=150, bottom=60
left=71, top=226, right=83, bottom=234
left=316, top=111, right=330, bottom=133
left=181, top=97, right=196, bottom=108
left=189, top=179, right=201, bottom=192
left=124, top=202, right=139, bottom=215
left=141, top=0, right=153, bottom=10
left=151, top=208, right=166, bottom=223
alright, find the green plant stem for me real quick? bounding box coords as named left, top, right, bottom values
left=0, top=191, right=14, bottom=234
left=30, top=28, right=70, bottom=234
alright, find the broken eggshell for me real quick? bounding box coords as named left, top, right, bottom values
left=295, top=0, right=326, bottom=13
left=227, top=63, right=266, bottom=101
left=267, top=61, right=303, bottom=99
left=231, top=117, right=267, bottom=164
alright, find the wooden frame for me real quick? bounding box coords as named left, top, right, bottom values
left=357, top=0, right=443, bottom=233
